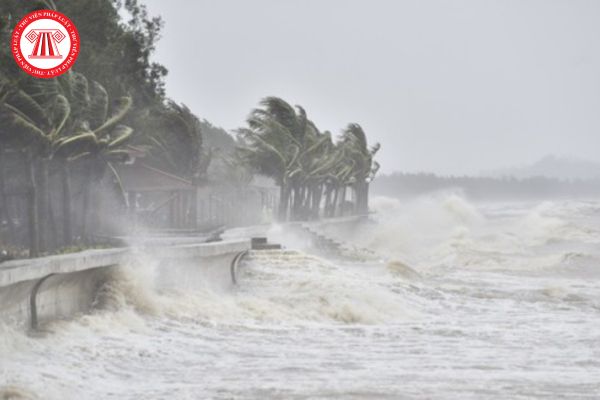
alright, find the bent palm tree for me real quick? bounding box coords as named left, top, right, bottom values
left=238, top=97, right=381, bottom=221
left=341, top=123, right=380, bottom=215
left=53, top=75, right=133, bottom=241
left=239, top=97, right=324, bottom=221
left=0, top=78, right=71, bottom=255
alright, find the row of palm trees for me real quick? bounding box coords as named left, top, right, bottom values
left=237, top=97, right=380, bottom=221
left=0, top=72, right=134, bottom=256
left=1, top=87, right=380, bottom=257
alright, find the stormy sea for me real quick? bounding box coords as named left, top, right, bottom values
left=2, top=195, right=599, bottom=399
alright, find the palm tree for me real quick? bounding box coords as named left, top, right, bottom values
left=141, top=101, right=205, bottom=180
left=293, top=127, right=337, bottom=220
left=136, top=101, right=209, bottom=229
left=238, top=98, right=295, bottom=220
left=238, top=97, right=381, bottom=221
left=0, top=71, right=134, bottom=250
left=0, top=78, right=16, bottom=243
left=0, top=78, right=71, bottom=255
left=53, top=74, right=133, bottom=242
left=340, top=123, right=380, bottom=215
left=239, top=97, right=329, bottom=221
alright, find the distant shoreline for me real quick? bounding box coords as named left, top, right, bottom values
left=372, top=172, right=600, bottom=200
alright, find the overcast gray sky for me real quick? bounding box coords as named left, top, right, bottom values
left=143, top=0, right=600, bottom=175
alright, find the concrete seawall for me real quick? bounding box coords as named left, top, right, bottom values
left=0, top=239, right=250, bottom=330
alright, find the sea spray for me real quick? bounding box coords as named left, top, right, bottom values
left=0, top=386, right=39, bottom=400
left=234, top=250, right=422, bottom=324
left=94, top=253, right=161, bottom=315
left=1, top=199, right=599, bottom=399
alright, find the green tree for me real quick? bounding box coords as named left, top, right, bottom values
left=53, top=74, right=133, bottom=242
left=238, top=97, right=310, bottom=221
left=0, top=78, right=71, bottom=255
left=238, top=97, right=381, bottom=221
left=340, top=123, right=380, bottom=215
left=57, top=0, right=167, bottom=105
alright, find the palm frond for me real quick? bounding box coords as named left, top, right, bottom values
left=50, top=94, right=71, bottom=139
left=87, top=81, right=108, bottom=129
left=5, top=90, right=48, bottom=129
left=108, top=125, right=134, bottom=148
left=94, top=96, right=132, bottom=137
left=0, top=104, right=48, bottom=148
left=53, top=132, right=97, bottom=158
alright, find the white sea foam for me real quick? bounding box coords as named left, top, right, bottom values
left=1, top=197, right=599, bottom=399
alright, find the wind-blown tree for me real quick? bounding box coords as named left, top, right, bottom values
left=290, top=126, right=341, bottom=220
left=53, top=74, right=134, bottom=242
left=0, top=79, right=18, bottom=247
left=323, top=141, right=355, bottom=218
left=0, top=72, right=134, bottom=251
left=135, top=101, right=213, bottom=229
left=141, top=101, right=207, bottom=181
left=237, top=125, right=293, bottom=221
left=238, top=97, right=381, bottom=221
left=0, top=0, right=204, bottom=254
left=296, top=129, right=333, bottom=219
left=238, top=97, right=312, bottom=221
left=340, top=123, right=380, bottom=215
left=0, top=78, right=71, bottom=255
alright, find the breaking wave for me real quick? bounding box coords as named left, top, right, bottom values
left=2, top=196, right=600, bottom=399
left=95, top=251, right=420, bottom=326
left=327, top=195, right=600, bottom=275
left=0, top=386, right=39, bottom=400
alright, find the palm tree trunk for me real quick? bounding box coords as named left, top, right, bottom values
left=331, top=185, right=340, bottom=218
left=300, top=185, right=308, bottom=220
left=305, top=185, right=313, bottom=220
left=352, top=183, right=358, bottom=215
left=301, top=185, right=312, bottom=220
left=27, top=152, right=39, bottom=257
left=291, top=185, right=300, bottom=220
left=298, top=185, right=305, bottom=220
left=361, top=181, right=370, bottom=215
left=352, top=181, right=368, bottom=215
left=190, top=186, right=198, bottom=230
left=365, top=181, right=370, bottom=214
left=337, top=186, right=346, bottom=216
left=37, top=159, right=49, bottom=252
left=311, top=185, right=322, bottom=220
left=351, top=182, right=361, bottom=215
left=278, top=184, right=290, bottom=221
left=319, top=185, right=325, bottom=217
left=47, top=193, right=58, bottom=249
left=60, top=162, right=72, bottom=245
left=323, top=186, right=332, bottom=217
left=81, top=163, right=93, bottom=242
left=0, top=150, right=16, bottom=240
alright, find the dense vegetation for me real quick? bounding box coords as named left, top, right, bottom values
left=1, top=0, right=179, bottom=256
left=0, top=0, right=380, bottom=259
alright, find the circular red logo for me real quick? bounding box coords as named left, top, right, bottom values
left=11, top=10, right=80, bottom=79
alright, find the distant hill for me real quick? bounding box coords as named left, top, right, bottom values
left=371, top=172, right=600, bottom=200
left=485, top=155, right=600, bottom=181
